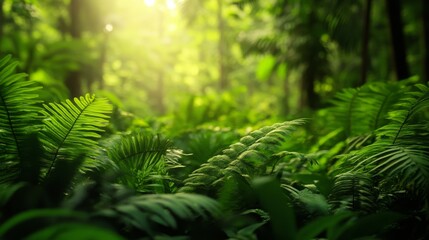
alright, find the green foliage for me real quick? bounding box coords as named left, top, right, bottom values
left=2, top=0, right=429, bottom=238
left=40, top=94, right=112, bottom=177
left=0, top=208, right=89, bottom=239
left=173, top=127, right=239, bottom=178
left=97, top=193, right=221, bottom=237
left=351, top=83, right=429, bottom=194
left=252, top=177, right=296, bottom=240
left=26, top=223, right=125, bottom=240
left=180, top=119, right=306, bottom=195
left=330, top=81, right=408, bottom=138
left=329, top=172, right=377, bottom=212
left=106, top=132, right=183, bottom=193
left=0, top=55, right=42, bottom=183
left=0, top=55, right=113, bottom=185
left=1, top=53, right=429, bottom=239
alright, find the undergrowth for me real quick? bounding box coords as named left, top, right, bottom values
left=1, top=55, right=428, bottom=239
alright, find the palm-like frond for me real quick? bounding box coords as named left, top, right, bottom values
left=97, top=193, right=221, bottom=237
left=352, top=83, right=429, bottom=194
left=329, top=172, right=377, bottom=212
left=377, top=84, right=429, bottom=143
left=330, top=82, right=406, bottom=138
left=180, top=119, right=306, bottom=195
left=0, top=55, right=42, bottom=183
left=39, top=94, right=112, bottom=178
left=107, top=132, right=182, bottom=192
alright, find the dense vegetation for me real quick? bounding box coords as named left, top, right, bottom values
left=1, top=0, right=429, bottom=239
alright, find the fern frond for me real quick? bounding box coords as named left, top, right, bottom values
left=0, top=55, right=42, bottom=183
left=377, top=84, right=429, bottom=144
left=292, top=189, right=330, bottom=218
left=329, top=172, right=377, bottom=212
left=330, top=82, right=405, bottom=138
left=180, top=119, right=306, bottom=194
left=97, top=193, right=221, bottom=236
left=354, top=143, right=429, bottom=192
left=39, top=94, right=112, bottom=178
left=107, top=132, right=181, bottom=192
left=352, top=83, right=429, bottom=194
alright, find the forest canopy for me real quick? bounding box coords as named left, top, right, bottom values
left=0, top=0, right=428, bottom=239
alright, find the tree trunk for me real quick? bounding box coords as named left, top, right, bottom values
left=281, top=67, right=290, bottom=115
left=300, top=66, right=319, bottom=110
left=0, top=0, right=5, bottom=51
left=155, top=8, right=165, bottom=114
left=385, top=0, right=410, bottom=80
left=422, top=0, right=429, bottom=83
left=217, top=0, right=228, bottom=90
left=65, top=0, right=82, bottom=97
left=94, top=31, right=109, bottom=91
left=155, top=71, right=165, bottom=114
left=359, top=0, right=372, bottom=86
left=299, top=11, right=319, bottom=110
left=23, top=17, right=36, bottom=76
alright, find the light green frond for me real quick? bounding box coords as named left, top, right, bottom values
left=39, top=94, right=112, bottom=178
left=107, top=132, right=181, bottom=192
left=0, top=55, right=42, bottom=183
left=180, top=119, right=306, bottom=194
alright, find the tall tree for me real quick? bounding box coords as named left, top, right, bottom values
left=65, top=0, right=82, bottom=97
left=422, top=0, right=429, bottom=83
left=385, top=0, right=410, bottom=80
left=217, top=0, right=228, bottom=90
left=359, top=0, right=372, bottom=86
left=0, top=0, right=4, bottom=50
left=155, top=6, right=165, bottom=114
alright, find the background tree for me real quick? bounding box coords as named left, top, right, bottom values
left=65, top=0, right=82, bottom=97
left=385, top=0, right=410, bottom=80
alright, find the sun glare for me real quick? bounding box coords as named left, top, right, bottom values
left=144, top=0, right=177, bottom=10
left=105, top=23, right=113, bottom=32
left=144, top=0, right=156, bottom=7
left=166, top=0, right=177, bottom=10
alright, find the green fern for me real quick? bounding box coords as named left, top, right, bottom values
left=0, top=55, right=42, bottom=183
left=329, top=172, right=377, bottom=212
left=39, top=93, right=112, bottom=178
left=96, top=193, right=221, bottom=237
left=107, top=132, right=182, bottom=192
left=180, top=119, right=306, bottom=194
left=352, top=83, right=429, bottom=194
left=330, top=82, right=405, bottom=138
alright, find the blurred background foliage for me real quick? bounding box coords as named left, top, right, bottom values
left=1, top=0, right=427, bottom=130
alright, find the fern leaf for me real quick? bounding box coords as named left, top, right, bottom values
left=329, top=172, right=377, bottom=212
left=0, top=55, right=42, bottom=183
left=354, top=143, right=429, bottom=192
left=352, top=83, right=429, bottom=193
left=330, top=82, right=405, bottom=138
left=180, top=119, right=305, bottom=194
left=97, top=193, right=221, bottom=236
left=39, top=94, right=112, bottom=178
left=377, top=84, right=429, bottom=144
left=106, top=132, right=183, bottom=193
